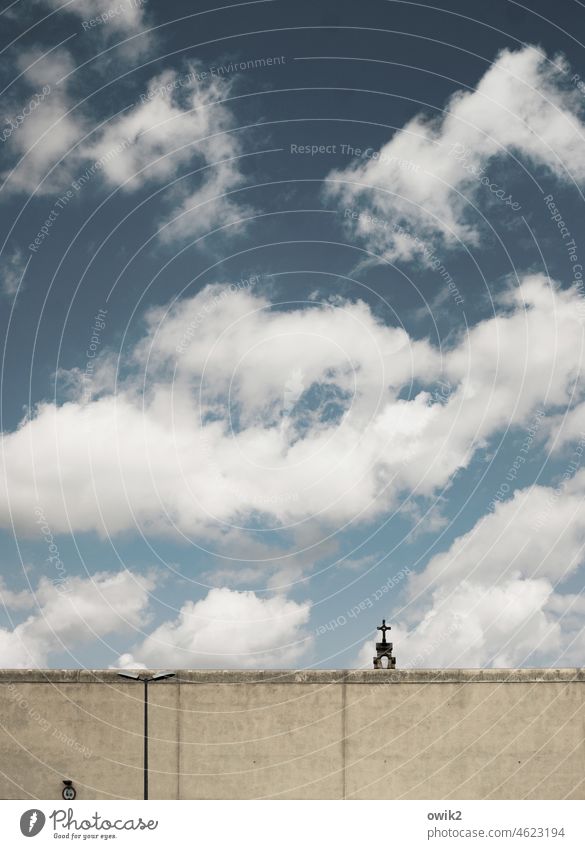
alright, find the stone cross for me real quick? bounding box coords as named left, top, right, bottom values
left=373, top=619, right=396, bottom=669
left=377, top=619, right=391, bottom=645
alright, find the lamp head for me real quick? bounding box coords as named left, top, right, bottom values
left=151, top=671, right=175, bottom=681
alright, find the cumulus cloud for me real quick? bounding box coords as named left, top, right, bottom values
left=411, top=473, right=585, bottom=597
left=0, top=569, right=155, bottom=667
left=88, top=68, right=235, bottom=187
left=357, top=577, right=561, bottom=669
left=1, top=275, right=583, bottom=539
left=117, top=587, right=312, bottom=668
left=0, top=568, right=312, bottom=669
left=545, top=400, right=585, bottom=454
left=0, top=577, right=36, bottom=612
left=326, top=46, right=585, bottom=259
left=357, top=468, right=585, bottom=669
left=43, top=0, right=152, bottom=54
left=1, top=48, right=85, bottom=194
left=0, top=248, right=28, bottom=297
left=2, top=54, right=246, bottom=231
left=86, top=65, right=247, bottom=237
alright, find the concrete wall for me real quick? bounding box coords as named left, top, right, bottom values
left=0, top=669, right=583, bottom=800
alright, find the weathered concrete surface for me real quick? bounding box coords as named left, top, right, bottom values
left=0, top=669, right=583, bottom=799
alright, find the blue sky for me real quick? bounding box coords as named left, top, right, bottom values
left=1, top=0, right=585, bottom=670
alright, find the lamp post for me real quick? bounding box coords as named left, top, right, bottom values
left=117, top=671, right=175, bottom=800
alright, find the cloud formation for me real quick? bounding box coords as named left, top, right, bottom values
left=2, top=52, right=246, bottom=239
left=118, top=587, right=312, bottom=668
left=358, top=466, right=585, bottom=669
left=0, top=569, right=312, bottom=669
left=0, top=569, right=154, bottom=667
left=0, top=248, right=27, bottom=297
left=1, top=48, right=84, bottom=195
left=326, top=46, right=585, bottom=259
left=43, top=0, right=152, bottom=54
left=1, top=275, right=583, bottom=542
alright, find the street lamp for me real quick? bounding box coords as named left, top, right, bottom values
left=117, top=670, right=175, bottom=800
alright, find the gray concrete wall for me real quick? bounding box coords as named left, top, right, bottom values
left=0, top=669, right=583, bottom=800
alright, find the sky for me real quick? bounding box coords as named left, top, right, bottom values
left=1, top=0, right=585, bottom=670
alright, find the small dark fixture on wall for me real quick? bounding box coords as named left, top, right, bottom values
left=373, top=619, right=396, bottom=669
left=62, top=780, right=76, bottom=800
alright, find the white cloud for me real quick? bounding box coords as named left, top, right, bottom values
left=1, top=275, right=583, bottom=539
left=118, top=587, right=312, bottom=668
left=160, top=154, right=249, bottom=243
left=0, top=568, right=311, bottom=670
left=199, top=530, right=339, bottom=591
left=357, top=576, right=561, bottom=669
left=0, top=577, right=35, bottom=611
left=545, top=400, right=585, bottom=455
left=411, top=472, right=585, bottom=596
left=1, top=249, right=28, bottom=297
left=326, top=46, right=585, bottom=258
left=0, top=569, right=155, bottom=667
left=2, top=57, right=246, bottom=229
left=43, top=0, right=151, bottom=53
left=85, top=66, right=247, bottom=237
left=88, top=68, right=237, bottom=188
left=355, top=466, right=585, bottom=669
left=1, top=48, right=86, bottom=195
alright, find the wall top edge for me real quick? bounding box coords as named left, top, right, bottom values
left=0, top=668, right=583, bottom=684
